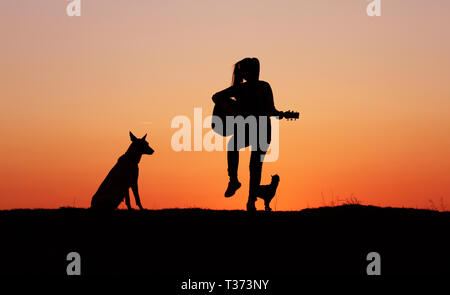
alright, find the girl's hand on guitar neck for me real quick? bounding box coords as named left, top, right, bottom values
left=274, top=110, right=284, bottom=119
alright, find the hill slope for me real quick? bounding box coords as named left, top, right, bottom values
left=0, top=205, right=448, bottom=276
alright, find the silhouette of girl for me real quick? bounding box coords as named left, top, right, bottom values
left=212, top=58, right=282, bottom=211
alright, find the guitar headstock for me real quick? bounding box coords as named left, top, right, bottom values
left=283, top=110, right=299, bottom=121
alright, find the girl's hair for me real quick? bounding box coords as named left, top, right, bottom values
left=232, top=57, right=260, bottom=86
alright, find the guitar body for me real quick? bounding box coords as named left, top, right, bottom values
left=211, top=100, right=239, bottom=136
left=211, top=99, right=299, bottom=136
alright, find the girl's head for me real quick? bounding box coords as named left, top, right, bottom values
left=232, top=57, right=260, bottom=86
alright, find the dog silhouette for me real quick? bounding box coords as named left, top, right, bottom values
left=90, top=132, right=154, bottom=210
left=258, top=174, right=280, bottom=211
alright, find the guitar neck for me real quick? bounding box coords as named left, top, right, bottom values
left=241, top=110, right=298, bottom=119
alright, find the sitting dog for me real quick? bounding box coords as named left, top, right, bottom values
left=258, top=174, right=280, bottom=211
left=90, top=132, right=154, bottom=211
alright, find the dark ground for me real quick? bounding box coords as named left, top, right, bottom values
left=0, top=205, right=448, bottom=279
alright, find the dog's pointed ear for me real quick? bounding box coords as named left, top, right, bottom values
left=142, top=133, right=147, bottom=140
left=129, top=131, right=138, bottom=142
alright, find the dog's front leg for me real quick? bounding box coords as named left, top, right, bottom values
left=124, top=189, right=132, bottom=210
left=131, top=182, right=144, bottom=210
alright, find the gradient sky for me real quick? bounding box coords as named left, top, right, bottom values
left=1, top=0, right=449, bottom=210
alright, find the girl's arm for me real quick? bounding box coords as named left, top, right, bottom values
left=263, top=82, right=283, bottom=117
left=212, top=85, right=238, bottom=104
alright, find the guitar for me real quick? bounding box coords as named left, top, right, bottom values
left=211, top=101, right=299, bottom=136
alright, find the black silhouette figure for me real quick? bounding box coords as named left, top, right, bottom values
left=212, top=58, right=286, bottom=211
left=258, top=174, right=280, bottom=211
left=90, top=132, right=154, bottom=211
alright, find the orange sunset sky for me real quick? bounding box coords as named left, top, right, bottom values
left=1, top=0, right=449, bottom=210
